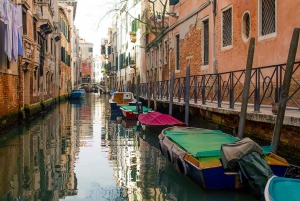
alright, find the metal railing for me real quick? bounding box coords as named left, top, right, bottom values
left=133, top=61, right=300, bottom=111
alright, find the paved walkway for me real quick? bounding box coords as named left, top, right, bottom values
left=140, top=96, right=300, bottom=127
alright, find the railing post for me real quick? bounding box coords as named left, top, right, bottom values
left=193, top=76, right=198, bottom=104
left=178, top=78, right=181, bottom=102
left=272, top=28, right=299, bottom=153
left=185, top=66, right=190, bottom=124
left=238, top=37, right=255, bottom=139
left=166, top=80, right=169, bottom=100
left=254, top=68, right=260, bottom=112
left=218, top=74, right=221, bottom=107
left=169, top=70, right=175, bottom=115
left=202, top=76, right=206, bottom=105
left=229, top=72, right=234, bottom=109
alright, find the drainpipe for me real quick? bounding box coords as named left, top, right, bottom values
left=212, top=0, right=217, bottom=74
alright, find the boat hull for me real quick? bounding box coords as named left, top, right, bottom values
left=109, top=102, right=136, bottom=113
left=70, top=91, right=86, bottom=99
left=121, top=109, right=138, bottom=120
left=158, top=127, right=289, bottom=191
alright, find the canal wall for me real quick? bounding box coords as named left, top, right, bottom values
left=0, top=97, right=66, bottom=135
left=140, top=98, right=300, bottom=164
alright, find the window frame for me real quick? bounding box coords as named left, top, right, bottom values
left=221, top=5, right=233, bottom=50
left=202, top=17, right=209, bottom=67
left=258, top=0, right=277, bottom=41
left=175, top=34, right=180, bottom=72
left=242, top=11, right=251, bottom=42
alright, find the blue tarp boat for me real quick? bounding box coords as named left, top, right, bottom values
left=264, top=176, right=300, bottom=201
left=70, top=89, right=86, bottom=99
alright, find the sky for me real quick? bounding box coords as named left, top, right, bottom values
left=74, top=0, right=114, bottom=56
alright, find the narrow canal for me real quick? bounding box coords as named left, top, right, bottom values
left=0, top=94, right=257, bottom=201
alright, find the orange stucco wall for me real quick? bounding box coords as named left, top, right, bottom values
left=215, top=0, right=300, bottom=73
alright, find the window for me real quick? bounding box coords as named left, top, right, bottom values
left=164, top=40, right=168, bottom=64
left=203, top=19, right=209, bottom=65
left=222, top=7, right=232, bottom=47
left=242, top=12, right=250, bottom=40
left=259, top=0, right=276, bottom=37
left=51, top=39, right=53, bottom=54
left=88, top=47, right=93, bottom=52
left=6, top=57, right=10, bottom=69
left=175, top=34, right=180, bottom=70
left=22, top=10, right=27, bottom=35
left=33, top=18, right=37, bottom=41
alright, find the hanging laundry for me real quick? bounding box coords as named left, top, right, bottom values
left=17, top=5, right=22, bottom=56
left=0, top=0, right=4, bottom=20
left=12, top=3, right=18, bottom=61
left=3, top=0, right=12, bottom=61
left=12, top=4, right=22, bottom=60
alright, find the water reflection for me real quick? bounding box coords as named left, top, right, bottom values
left=0, top=94, right=256, bottom=201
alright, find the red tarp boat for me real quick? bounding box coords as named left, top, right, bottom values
left=138, top=111, right=187, bottom=133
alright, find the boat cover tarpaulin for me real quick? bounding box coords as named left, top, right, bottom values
left=120, top=106, right=152, bottom=113
left=221, top=138, right=274, bottom=197
left=138, top=112, right=186, bottom=126
left=221, top=137, right=264, bottom=170
left=164, top=127, right=237, bottom=157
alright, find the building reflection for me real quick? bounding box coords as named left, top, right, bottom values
left=0, top=102, right=78, bottom=200
left=106, top=120, right=166, bottom=200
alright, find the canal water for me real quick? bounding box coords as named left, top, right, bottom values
left=0, top=93, right=256, bottom=201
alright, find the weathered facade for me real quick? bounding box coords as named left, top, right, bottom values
left=0, top=0, right=79, bottom=132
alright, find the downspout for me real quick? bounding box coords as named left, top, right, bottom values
left=212, top=0, right=217, bottom=74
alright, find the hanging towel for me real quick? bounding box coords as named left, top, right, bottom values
left=17, top=5, right=23, bottom=56
left=12, top=3, right=18, bottom=61
left=3, top=0, right=12, bottom=61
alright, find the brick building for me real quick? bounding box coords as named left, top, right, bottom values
left=145, top=0, right=300, bottom=81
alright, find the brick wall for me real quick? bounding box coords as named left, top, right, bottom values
left=0, top=73, right=19, bottom=117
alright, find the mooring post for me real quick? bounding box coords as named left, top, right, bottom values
left=185, top=66, right=190, bottom=124
left=272, top=28, right=299, bottom=153
left=147, top=71, right=151, bottom=108
left=154, top=68, right=157, bottom=111
left=238, top=38, right=255, bottom=139
left=136, top=75, right=140, bottom=103
left=169, top=70, right=175, bottom=116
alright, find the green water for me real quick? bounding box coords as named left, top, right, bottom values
left=0, top=94, right=256, bottom=201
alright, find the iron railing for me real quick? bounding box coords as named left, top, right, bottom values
left=132, top=61, right=300, bottom=111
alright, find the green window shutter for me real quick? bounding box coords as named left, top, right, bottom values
left=132, top=20, right=137, bottom=33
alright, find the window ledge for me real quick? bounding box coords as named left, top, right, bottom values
left=201, top=65, right=209, bottom=71
left=221, top=45, right=233, bottom=51
left=258, top=32, right=277, bottom=42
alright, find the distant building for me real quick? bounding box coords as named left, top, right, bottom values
left=92, top=56, right=105, bottom=84
left=79, top=39, right=93, bottom=83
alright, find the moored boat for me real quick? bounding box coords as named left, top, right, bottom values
left=158, top=127, right=289, bottom=191
left=264, top=176, right=300, bottom=201
left=120, top=105, right=152, bottom=120
left=109, top=92, right=136, bottom=112
left=70, top=89, right=86, bottom=99
left=138, top=112, right=187, bottom=133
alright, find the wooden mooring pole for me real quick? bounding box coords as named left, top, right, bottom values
left=169, top=70, right=175, bottom=115
left=136, top=75, right=140, bottom=103
left=185, top=66, right=190, bottom=124
left=238, top=38, right=255, bottom=139
left=272, top=28, right=300, bottom=153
